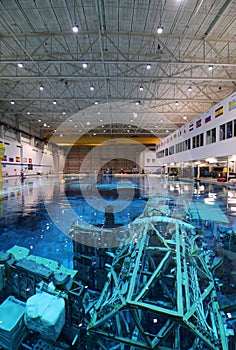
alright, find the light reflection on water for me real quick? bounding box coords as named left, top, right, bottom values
left=0, top=175, right=236, bottom=270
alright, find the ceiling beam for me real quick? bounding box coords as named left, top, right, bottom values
left=1, top=60, right=236, bottom=67
left=0, top=75, right=234, bottom=82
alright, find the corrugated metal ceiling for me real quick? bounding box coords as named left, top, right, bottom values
left=0, top=0, right=235, bottom=141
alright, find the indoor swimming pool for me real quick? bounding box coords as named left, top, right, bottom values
left=0, top=174, right=236, bottom=265
left=0, top=176, right=236, bottom=267
left=1, top=174, right=236, bottom=349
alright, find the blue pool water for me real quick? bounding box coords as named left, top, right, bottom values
left=0, top=175, right=236, bottom=272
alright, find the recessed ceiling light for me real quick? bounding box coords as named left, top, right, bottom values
left=38, top=119, right=41, bottom=122
left=27, top=112, right=30, bottom=115
left=166, top=129, right=169, bottom=133
left=157, top=25, right=163, bottom=34
left=43, top=123, right=47, bottom=127
left=53, top=100, right=57, bottom=105
left=93, top=133, right=96, bottom=136
left=208, top=65, right=213, bottom=71
left=90, top=85, right=95, bottom=91
left=11, top=100, right=15, bottom=105
left=39, top=85, right=44, bottom=91
left=86, top=121, right=91, bottom=125
left=62, top=111, right=66, bottom=115
left=127, top=130, right=130, bottom=133
left=100, top=119, right=103, bottom=122
left=98, top=112, right=101, bottom=115
left=146, top=63, right=152, bottom=70
left=75, top=125, right=78, bottom=128
left=72, top=24, right=79, bottom=33
left=183, top=116, right=187, bottom=120
left=176, top=101, right=179, bottom=105
left=135, top=100, right=141, bottom=105
left=60, top=133, right=63, bottom=137
left=82, top=62, right=88, bottom=68
left=17, top=62, right=24, bottom=68
left=188, top=86, right=192, bottom=92
left=103, top=129, right=106, bottom=133
left=160, top=119, right=163, bottom=122
left=139, top=85, right=144, bottom=91
left=95, top=100, right=98, bottom=105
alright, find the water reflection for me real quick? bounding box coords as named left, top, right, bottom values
left=0, top=175, right=236, bottom=271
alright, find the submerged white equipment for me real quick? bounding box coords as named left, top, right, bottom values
left=24, top=291, right=65, bottom=340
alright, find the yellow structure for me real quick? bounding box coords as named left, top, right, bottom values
left=0, top=144, right=5, bottom=180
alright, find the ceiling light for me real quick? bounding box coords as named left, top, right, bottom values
left=95, top=100, right=98, bottom=105
left=183, top=116, right=187, bottom=120
left=17, top=62, right=24, bottom=68
left=43, top=123, right=47, bottom=127
left=166, top=129, right=169, bottom=133
left=160, top=119, right=163, bottom=122
left=62, top=111, right=66, bottom=115
left=93, top=133, right=96, bottom=136
left=86, top=121, right=91, bottom=125
left=82, top=62, right=88, bottom=68
left=135, top=100, right=141, bottom=105
left=39, top=85, right=44, bottom=91
left=146, top=63, right=152, bottom=70
left=90, top=85, right=95, bottom=91
left=10, top=100, right=15, bottom=105
left=38, top=119, right=41, bottom=122
left=208, top=65, right=213, bottom=71
left=139, top=85, right=144, bottom=91
left=27, top=112, right=30, bottom=115
left=53, top=100, right=57, bottom=105
left=157, top=25, right=163, bottom=34
left=176, top=101, right=179, bottom=105
left=72, top=24, right=79, bottom=33
left=75, top=125, right=78, bottom=128
left=60, top=134, right=63, bottom=137
left=188, top=86, right=192, bottom=92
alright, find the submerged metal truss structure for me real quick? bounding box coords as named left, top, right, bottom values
left=87, top=215, right=229, bottom=350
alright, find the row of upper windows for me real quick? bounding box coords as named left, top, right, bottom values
left=157, top=119, right=236, bottom=158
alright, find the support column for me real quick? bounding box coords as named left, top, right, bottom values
left=0, top=143, right=5, bottom=180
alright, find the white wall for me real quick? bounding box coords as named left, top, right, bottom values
left=156, top=92, right=236, bottom=165
left=1, top=138, right=65, bottom=177
left=139, top=150, right=163, bottom=173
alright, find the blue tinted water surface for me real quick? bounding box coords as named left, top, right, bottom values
left=0, top=175, right=236, bottom=273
